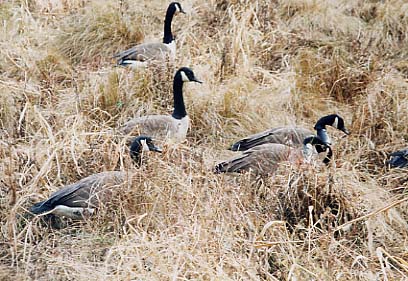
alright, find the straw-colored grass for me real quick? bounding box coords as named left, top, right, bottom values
left=1, top=0, right=408, bottom=279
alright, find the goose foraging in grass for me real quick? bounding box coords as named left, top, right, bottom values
left=216, top=135, right=332, bottom=176
left=114, top=2, right=185, bottom=68
left=30, top=136, right=161, bottom=220
left=229, top=114, right=349, bottom=151
left=388, top=148, right=408, bottom=168
left=121, top=67, right=202, bottom=143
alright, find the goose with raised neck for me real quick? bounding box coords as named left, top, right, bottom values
left=114, top=2, right=185, bottom=68
left=121, top=67, right=202, bottom=143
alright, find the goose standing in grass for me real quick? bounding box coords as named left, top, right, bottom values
left=121, top=67, right=202, bottom=143
left=30, top=136, right=161, bottom=220
left=229, top=114, right=350, bottom=151
left=114, top=2, right=185, bottom=68
left=388, top=148, right=408, bottom=168
left=215, top=135, right=332, bottom=175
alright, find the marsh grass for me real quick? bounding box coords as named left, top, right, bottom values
left=1, top=0, right=408, bottom=279
left=54, top=2, right=144, bottom=65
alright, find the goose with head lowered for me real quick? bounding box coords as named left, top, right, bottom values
left=121, top=67, right=202, bottom=143
left=114, top=2, right=185, bottom=68
left=388, top=147, right=408, bottom=168
left=30, top=136, right=161, bottom=220
left=229, top=114, right=350, bottom=151
left=215, top=135, right=332, bottom=176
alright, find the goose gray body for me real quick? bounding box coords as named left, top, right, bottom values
left=122, top=114, right=189, bottom=143
left=216, top=143, right=297, bottom=175
left=121, top=67, right=201, bottom=143
left=30, top=136, right=161, bottom=220
left=217, top=136, right=332, bottom=175
left=30, top=171, right=126, bottom=219
left=388, top=148, right=408, bottom=168
left=230, top=114, right=349, bottom=151
left=230, top=126, right=312, bottom=151
left=114, top=42, right=176, bottom=67
left=114, top=2, right=184, bottom=68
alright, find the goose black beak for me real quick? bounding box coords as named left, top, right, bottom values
left=342, top=128, right=350, bottom=135
left=180, top=9, right=186, bottom=14
left=149, top=144, right=163, bottom=153
left=193, top=78, right=203, bottom=84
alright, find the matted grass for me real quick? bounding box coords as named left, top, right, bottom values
left=1, top=0, right=408, bottom=279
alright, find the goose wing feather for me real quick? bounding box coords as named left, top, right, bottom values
left=230, top=126, right=313, bottom=151
left=41, top=171, right=125, bottom=209
left=121, top=115, right=177, bottom=139
left=217, top=143, right=292, bottom=175
left=114, top=43, right=171, bottom=63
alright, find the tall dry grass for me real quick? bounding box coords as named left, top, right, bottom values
left=1, top=0, right=408, bottom=279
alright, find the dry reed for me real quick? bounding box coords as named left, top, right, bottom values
left=1, top=0, right=408, bottom=279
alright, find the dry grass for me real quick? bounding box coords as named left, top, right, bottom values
left=1, top=0, right=408, bottom=279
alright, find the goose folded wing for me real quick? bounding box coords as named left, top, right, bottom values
left=121, top=115, right=175, bottom=137
left=230, top=126, right=312, bottom=151
left=45, top=172, right=125, bottom=209
left=219, top=144, right=292, bottom=174
left=114, top=43, right=171, bottom=62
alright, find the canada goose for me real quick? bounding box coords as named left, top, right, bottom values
left=229, top=114, right=350, bottom=151
left=121, top=67, right=202, bottom=142
left=215, top=135, right=332, bottom=175
left=30, top=136, right=161, bottom=220
left=114, top=2, right=185, bottom=68
left=388, top=148, right=408, bottom=168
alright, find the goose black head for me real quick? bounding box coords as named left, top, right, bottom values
left=303, top=135, right=333, bottom=165
left=130, top=136, right=162, bottom=165
left=169, top=2, right=186, bottom=14
left=314, top=114, right=350, bottom=135
left=166, top=2, right=186, bottom=18
left=388, top=148, right=408, bottom=168
left=175, top=67, right=203, bottom=84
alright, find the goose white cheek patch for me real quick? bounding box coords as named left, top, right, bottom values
left=332, top=117, right=339, bottom=128
left=180, top=71, right=190, bottom=82
left=141, top=139, right=150, bottom=151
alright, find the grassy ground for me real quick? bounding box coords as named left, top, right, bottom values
left=1, top=0, right=408, bottom=279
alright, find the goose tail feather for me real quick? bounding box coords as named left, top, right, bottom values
left=30, top=201, right=52, bottom=215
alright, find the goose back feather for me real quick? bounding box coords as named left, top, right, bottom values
left=114, top=42, right=175, bottom=66
left=216, top=143, right=298, bottom=175
left=230, top=114, right=349, bottom=151
left=230, top=126, right=312, bottom=151
left=122, top=114, right=189, bottom=143
left=30, top=171, right=126, bottom=219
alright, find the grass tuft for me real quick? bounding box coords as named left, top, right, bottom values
left=55, top=3, right=144, bottom=65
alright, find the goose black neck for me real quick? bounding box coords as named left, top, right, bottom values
left=172, top=77, right=186, bottom=119
left=323, top=146, right=333, bottom=165
left=130, top=143, right=142, bottom=167
left=163, top=7, right=175, bottom=44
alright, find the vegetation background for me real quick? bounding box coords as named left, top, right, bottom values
left=1, top=0, right=408, bottom=279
